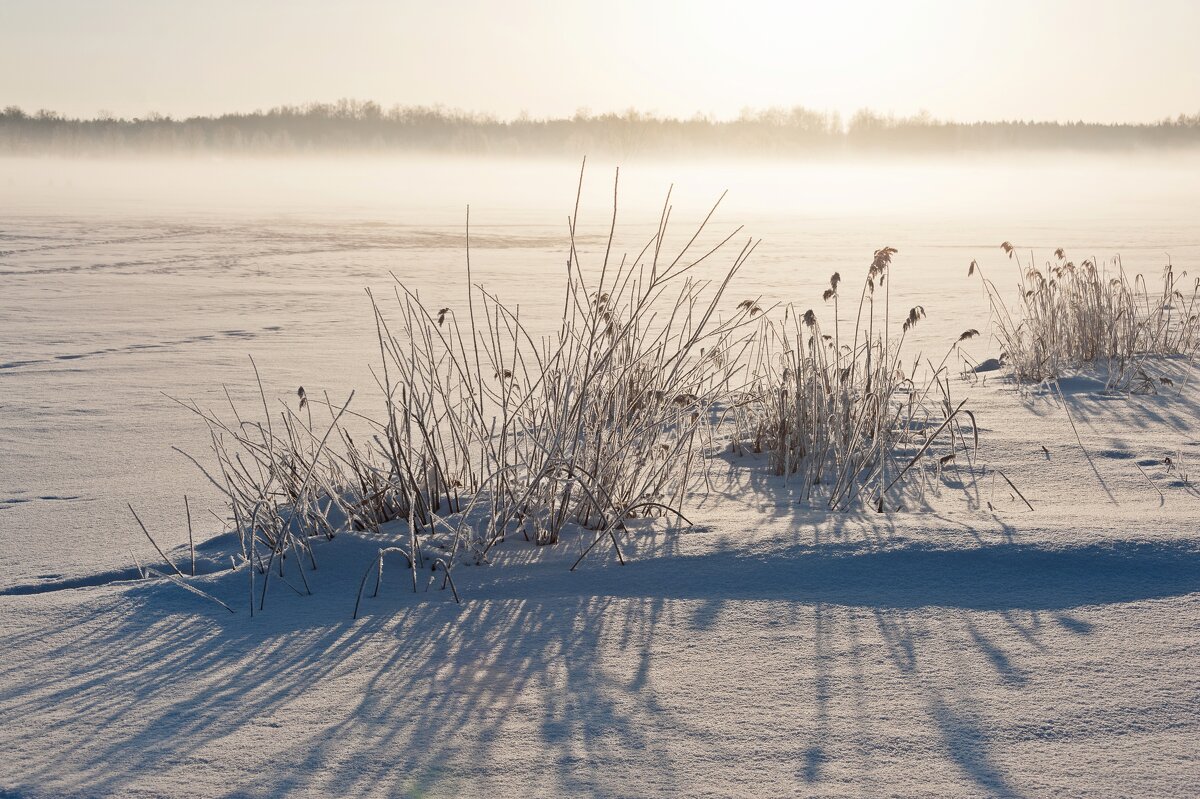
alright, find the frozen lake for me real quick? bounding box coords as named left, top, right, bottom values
left=3, top=154, right=1200, bottom=586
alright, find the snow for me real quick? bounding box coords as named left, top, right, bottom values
left=3, top=371, right=1200, bottom=798
left=2, top=157, right=1200, bottom=797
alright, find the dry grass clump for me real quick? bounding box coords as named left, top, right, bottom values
left=166, top=366, right=357, bottom=615
left=364, top=175, right=760, bottom=571
left=170, top=170, right=761, bottom=613
left=730, top=248, right=979, bottom=511
left=971, top=245, right=1200, bottom=390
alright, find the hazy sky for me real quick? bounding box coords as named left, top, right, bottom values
left=2, top=0, right=1198, bottom=123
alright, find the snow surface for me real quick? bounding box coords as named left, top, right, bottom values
left=3, top=157, right=1200, bottom=797
left=2, top=373, right=1200, bottom=798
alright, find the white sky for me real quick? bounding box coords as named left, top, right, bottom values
left=2, top=0, right=1198, bottom=122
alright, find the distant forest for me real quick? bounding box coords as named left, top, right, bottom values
left=3, top=100, right=1200, bottom=157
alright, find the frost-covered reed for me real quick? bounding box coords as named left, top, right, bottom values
left=164, top=184, right=1010, bottom=615
left=730, top=248, right=980, bottom=511
left=972, top=245, right=1200, bottom=390
left=171, top=169, right=761, bottom=612
left=361, top=173, right=760, bottom=570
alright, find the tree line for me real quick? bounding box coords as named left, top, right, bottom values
left=3, top=99, right=1199, bottom=156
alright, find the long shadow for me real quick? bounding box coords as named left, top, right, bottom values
left=481, top=539, right=1200, bottom=611
left=1, top=532, right=1194, bottom=796
left=0, top=581, right=683, bottom=798
left=1022, top=361, right=1200, bottom=436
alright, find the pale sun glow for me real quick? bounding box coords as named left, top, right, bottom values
left=1, top=0, right=1198, bottom=122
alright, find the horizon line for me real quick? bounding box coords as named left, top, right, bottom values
left=6, top=100, right=1200, bottom=129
